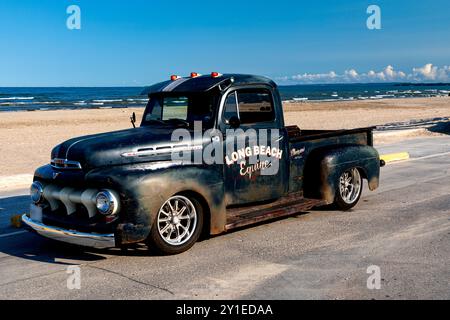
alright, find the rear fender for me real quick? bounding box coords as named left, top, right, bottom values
left=303, top=145, right=380, bottom=204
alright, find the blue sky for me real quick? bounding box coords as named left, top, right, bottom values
left=0, top=0, right=449, bottom=86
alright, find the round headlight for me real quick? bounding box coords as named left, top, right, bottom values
left=95, top=190, right=119, bottom=215
left=30, top=181, right=44, bottom=204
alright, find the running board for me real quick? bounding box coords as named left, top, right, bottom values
left=225, top=193, right=326, bottom=231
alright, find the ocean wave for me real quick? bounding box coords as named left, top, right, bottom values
left=34, top=101, right=61, bottom=105
left=127, top=98, right=149, bottom=102
left=0, top=102, right=29, bottom=106
left=93, top=99, right=123, bottom=103
left=0, top=97, right=34, bottom=100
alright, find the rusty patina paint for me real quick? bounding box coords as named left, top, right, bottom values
left=368, top=176, right=379, bottom=191
left=28, top=74, right=382, bottom=251
left=85, top=163, right=227, bottom=243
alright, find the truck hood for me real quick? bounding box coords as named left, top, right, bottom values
left=51, top=126, right=198, bottom=170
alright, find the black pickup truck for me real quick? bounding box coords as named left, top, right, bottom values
left=23, top=73, right=382, bottom=255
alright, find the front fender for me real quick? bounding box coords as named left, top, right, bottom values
left=304, top=145, right=380, bottom=204
left=85, top=163, right=225, bottom=244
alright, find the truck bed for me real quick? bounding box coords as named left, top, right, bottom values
left=286, top=125, right=375, bottom=146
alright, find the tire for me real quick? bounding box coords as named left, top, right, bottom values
left=147, top=195, right=203, bottom=255
left=334, top=167, right=363, bottom=211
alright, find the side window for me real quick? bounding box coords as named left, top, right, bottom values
left=237, top=90, right=274, bottom=124
left=223, top=91, right=238, bottom=122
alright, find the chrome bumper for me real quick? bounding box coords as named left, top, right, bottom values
left=21, top=214, right=116, bottom=249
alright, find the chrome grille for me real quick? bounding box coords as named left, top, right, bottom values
left=41, top=184, right=99, bottom=218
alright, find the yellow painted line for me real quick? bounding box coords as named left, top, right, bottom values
left=10, top=214, right=23, bottom=228
left=380, top=152, right=410, bottom=163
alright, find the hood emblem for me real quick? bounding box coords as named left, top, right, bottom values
left=53, top=172, right=60, bottom=179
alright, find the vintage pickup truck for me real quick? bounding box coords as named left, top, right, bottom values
left=22, top=73, right=382, bottom=255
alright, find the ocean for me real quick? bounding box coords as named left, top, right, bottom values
left=0, top=83, right=449, bottom=112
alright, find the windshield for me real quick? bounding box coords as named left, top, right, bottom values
left=142, top=93, right=218, bottom=129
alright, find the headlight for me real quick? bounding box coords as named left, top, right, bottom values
left=30, top=181, right=44, bottom=204
left=95, top=190, right=120, bottom=215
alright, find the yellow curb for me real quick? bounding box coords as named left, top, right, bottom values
left=380, top=152, right=410, bottom=163
left=10, top=214, right=23, bottom=228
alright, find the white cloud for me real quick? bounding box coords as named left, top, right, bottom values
left=291, top=71, right=337, bottom=82
left=413, top=63, right=436, bottom=80
left=411, top=63, right=450, bottom=81
left=278, top=64, right=449, bottom=84
left=344, top=69, right=358, bottom=79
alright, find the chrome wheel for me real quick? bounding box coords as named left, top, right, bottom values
left=157, top=195, right=197, bottom=246
left=339, top=168, right=362, bottom=204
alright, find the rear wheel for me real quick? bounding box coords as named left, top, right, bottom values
left=147, top=195, right=203, bottom=255
left=334, top=167, right=363, bottom=211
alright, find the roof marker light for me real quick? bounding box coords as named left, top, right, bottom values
left=190, top=72, right=201, bottom=78
left=211, top=72, right=222, bottom=78
left=171, top=75, right=181, bottom=81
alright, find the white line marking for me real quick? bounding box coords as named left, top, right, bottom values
left=389, top=151, right=450, bottom=164
left=0, top=230, right=27, bottom=238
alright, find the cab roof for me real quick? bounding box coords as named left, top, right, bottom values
left=141, top=74, right=277, bottom=96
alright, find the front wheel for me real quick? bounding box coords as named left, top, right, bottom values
left=334, top=167, right=363, bottom=211
left=147, top=195, right=203, bottom=255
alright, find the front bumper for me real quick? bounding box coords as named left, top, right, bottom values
left=22, top=214, right=116, bottom=249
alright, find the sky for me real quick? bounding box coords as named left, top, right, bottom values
left=0, top=0, right=449, bottom=86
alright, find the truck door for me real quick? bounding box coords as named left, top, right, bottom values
left=220, top=87, right=289, bottom=206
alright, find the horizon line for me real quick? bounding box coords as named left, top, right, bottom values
left=1, top=81, right=450, bottom=89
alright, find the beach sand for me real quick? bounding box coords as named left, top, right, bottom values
left=1, top=96, right=449, bottom=178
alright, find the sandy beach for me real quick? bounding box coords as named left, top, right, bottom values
left=1, top=96, right=449, bottom=178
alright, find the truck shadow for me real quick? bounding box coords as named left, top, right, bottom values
left=0, top=231, right=154, bottom=266
left=0, top=234, right=108, bottom=265
left=0, top=196, right=345, bottom=265
left=0, top=194, right=154, bottom=265
left=0, top=195, right=30, bottom=222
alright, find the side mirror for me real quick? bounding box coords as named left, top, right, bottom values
left=227, top=116, right=241, bottom=129
left=130, top=112, right=136, bottom=128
